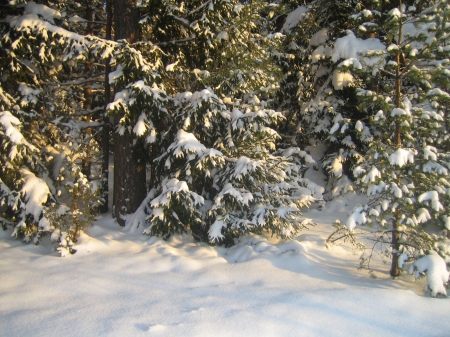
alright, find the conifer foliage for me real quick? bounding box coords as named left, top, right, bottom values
left=331, top=0, right=450, bottom=291
left=1, top=0, right=321, bottom=251
left=0, top=1, right=108, bottom=254
left=122, top=0, right=320, bottom=245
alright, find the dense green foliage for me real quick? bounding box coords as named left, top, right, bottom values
left=0, top=0, right=449, bottom=294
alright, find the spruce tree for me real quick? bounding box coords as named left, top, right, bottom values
left=122, top=0, right=321, bottom=244
left=335, top=0, right=450, bottom=287
left=283, top=0, right=366, bottom=197
left=0, top=0, right=130, bottom=253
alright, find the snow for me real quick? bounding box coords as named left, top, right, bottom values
left=24, top=1, right=63, bottom=24
left=281, top=6, right=308, bottom=33
left=2, top=2, right=450, bottom=334
left=391, top=108, right=409, bottom=117
left=417, top=190, right=444, bottom=212
left=311, top=45, right=333, bottom=63
left=416, top=208, right=431, bottom=224
left=2, top=201, right=449, bottom=336
left=165, top=60, right=179, bottom=72
left=332, top=32, right=385, bottom=62
left=409, top=252, right=449, bottom=297
left=2, top=153, right=450, bottom=334
left=216, top=31, right=229, bottom=40
left=7, top=7, right=87, bottom=46
left=133, top=113, right=148, bottom=136
left=346, top=206, right=367, bottom=231
left=0, top=111, right=24, bottom=146
left=389, top=148, right=414, bottom=167
left=309, top=29, right=328, bottom=47
left=108, top=65, right=124, bottom=84
left=17, top=83, right=41, bottom=107
left=19, top=168, right=50, bottom=222
left=332, top=70, right=354, bottom=90
left=232, top=156, right=262, bottom=179
left=168, top=130, right=222, bottom=159
left=355, top=120, right=364, bottom=131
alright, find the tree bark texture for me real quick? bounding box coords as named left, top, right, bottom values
left=113, top=0, right=146, bottom=225
left=99, top=0, right=113, bottom=214
left=81, top=1, right=94, bottom=178
left=390, top=0, right=403, bottom=277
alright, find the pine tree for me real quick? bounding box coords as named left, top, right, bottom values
left=337, top=0, right=450, bottom=289
left=283, top=0, right=366, bottom=198
left=1, top=0, right=321, bottom=251
left=0, top=0, right=115, bottom=253
left=122, top=0, right=321, bottom=244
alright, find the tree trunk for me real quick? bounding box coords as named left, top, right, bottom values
left=81, top=1, right=94, bottom=178
left=390, top=0, right=403, bottom=278
left=99, top=0, right=112, bottom=214
left=390, top=215, right=401, bottom=277
left=112, top=0, right=146, bottom=225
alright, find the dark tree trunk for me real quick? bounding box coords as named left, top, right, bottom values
left=112, top=0, right=146, bottom=225
left=81, top=1, right=94, bottom=178
left=390, top=0, right=403, bottom=278
left=99, top=0, right=113, bottom=214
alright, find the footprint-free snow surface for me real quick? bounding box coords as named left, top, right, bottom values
left=1, top=201, right=449, bottom=337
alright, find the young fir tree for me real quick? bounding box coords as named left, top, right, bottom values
left=122, top=0, right=321, bottom=245
left=335, top=0, right=450, bottom=293
left=0, top=0, right=126, bottom=253
left=282, top=0, right=367, bottom=198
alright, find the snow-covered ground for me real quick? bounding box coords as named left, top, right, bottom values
left=1, top=200, right=449, bottom=337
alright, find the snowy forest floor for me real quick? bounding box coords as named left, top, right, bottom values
left=1, top=200, right=450, bottom=337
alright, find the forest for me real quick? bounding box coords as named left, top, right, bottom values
left=1, top=0, right=450, bottom=297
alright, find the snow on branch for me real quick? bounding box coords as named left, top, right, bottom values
left=19, top=168, right=50, bottom=222
left=388, top=148, right=414, bottom=167
left=409, top=252, right=449, bottom=297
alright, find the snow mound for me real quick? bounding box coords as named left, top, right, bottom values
left=409, top=252, right=449, bottom=297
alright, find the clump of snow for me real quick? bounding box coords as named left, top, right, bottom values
left=346, top=205, right=367, bottom=231
left=216, top=31, right=228, bottom=40
left=312, top=45, right=333, bottom=63
left=108, top=65, right=124, bottom=84
left=416, top=208, right=431, bottom=224
left=232, top=156, right=262, bottom=180
left=330, top=158, right=343, bottom=178
left=409, top=252, right=449, bottom=297
left=24, top=1, right=63, bottom=24
left=165, top=60, right=179, bottom=72
left=417, top=191, right=444, bottom=212
left=0, top=111, right=24, bottom=146
left=168, top=130, right=222, bottom=159
left=124, top=190, right=156, bottom=232
left=133, top=113, right=148, bottom=136
left=388, top=148, right=414, bottom=167
left=19, top=168, right=50, bottom=222
left=332, top=70, right=354, bottom=90
left=391, top=108, right=409, bottom=117
left=331, top=31, right=386, bottom=64
left=281, top=6, right=308, bottom=33
left=355, top=120, right=364, bottom=131
left=398, top=252, right=409, bottom=269
left=310, top=29, right=329, bottom=47
left=18, top=83, right=41, bottom=107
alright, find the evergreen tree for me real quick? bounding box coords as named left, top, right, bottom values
left=1, top=0, right=320, bottom=250
left=335, top=0, right=450, bottom=287
left=0, top=0, right=108, bottom=253
left=0, top=0, right=159, bottom=252
left=121, top=0, right=321, bottom=244
left=282, top=0, right=365, bottom=198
